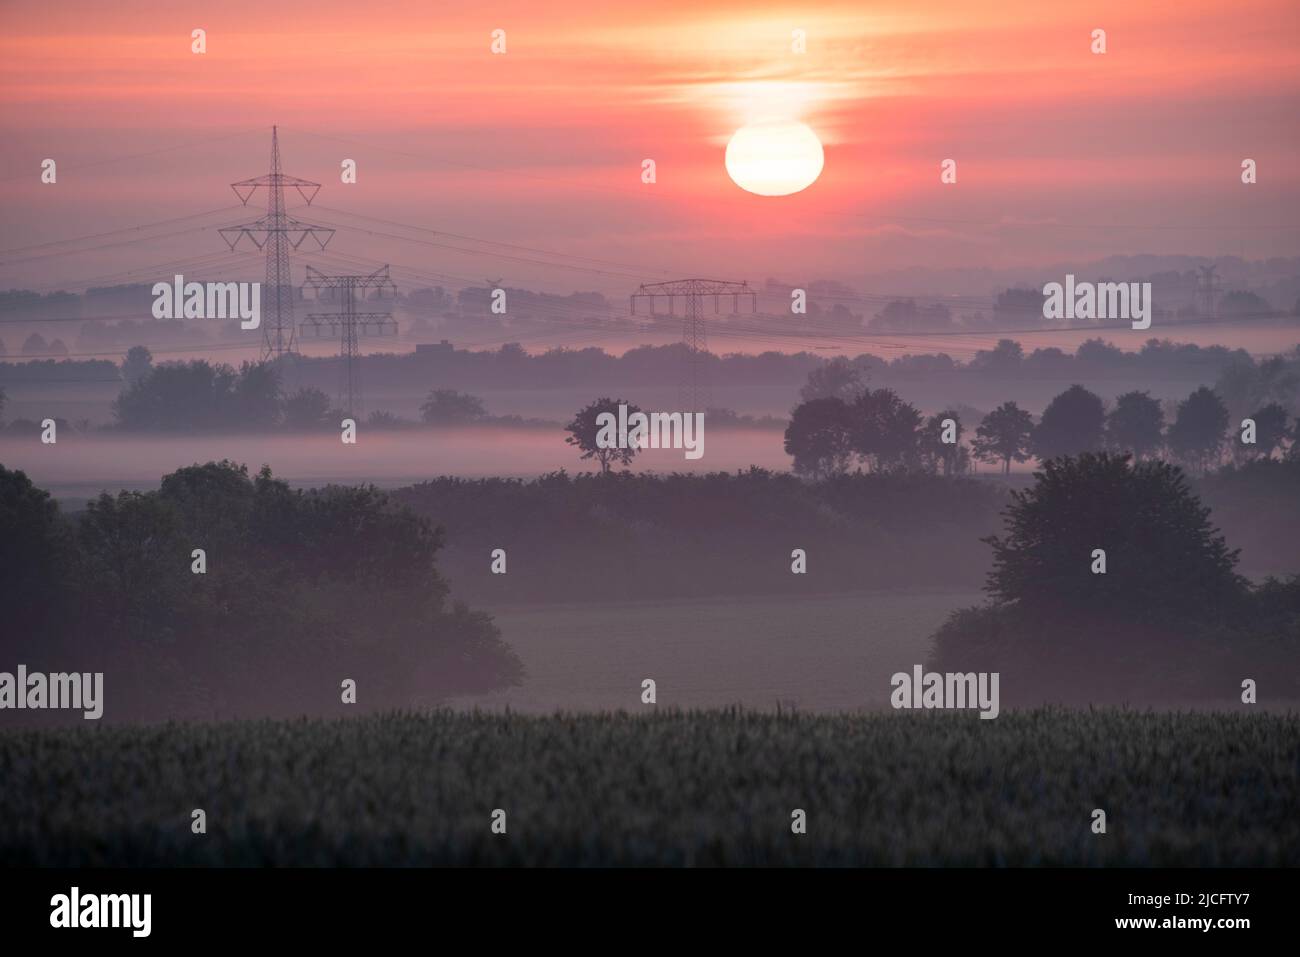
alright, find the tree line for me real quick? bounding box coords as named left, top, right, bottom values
left=782, top=359, right=1299, bottom=478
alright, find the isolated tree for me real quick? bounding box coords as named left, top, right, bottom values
left=1166, top=386, right=1229, bottom=474
left=121, top=345, right=153, bottom=384
left=1240, top=402, right=1290, bottom=460
left=420, top=389, right=487, bottom=425
left=565, top=397, right=642, bottom=475
left=1033, top=384, right=1105, bottom=461
left=972, top=402, right=1035, bottom=474
left=1105, top=390, right=1164, bottom=460
left=21, top=332, right=47, bottom=355
left=851, top=388, right=923, bottom=470
left=984, top=453, right=1245, bottom=625
left=784, top=396, right=855, bottom=479
left=282, top=387, right=332, bottom=430
left=799, top=356, right=863, bottom=404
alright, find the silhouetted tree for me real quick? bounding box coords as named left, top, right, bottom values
left=0, top=465, right=73, bottom=645
left=972, top=402, right=1035, bottom=474
left=984, top=452, right=1245, bottom=625
left=919, top=411, right=968, bottom=476
left=992, top=288, right=1042, bottom=326
left=798, top=356, right=862, bottom=403
left=1215, top=354, right=1299, bottom=419
left=851, top=388, right=923, bottom=471
left=231, top=361, right=282, bottom=430
left=784, top=397, right=855, bottom=479
left=1075, top=338, right=1124, bottom=369
left=1105, top=390, right=1164, bottom=460
left=970, top=338, right=1024, bottom=374
left=1033, top=385, right=1105, bottom=460
left=76, top=489, right=188, bottom=634
left=1167, top=386, right=1229, bottom=473
left=1239, top=402, right=1290, bottom=461
left=870, top=299, right=952, bottom=331
left=1218, top=289, right=1272, bottom=318
left=121, top=345, right=153, bottom=384
left=112, top=360, right=237, bottom=430
left=282, top=387, right=332, bottom=430
left=420, top=389, right=487, bottom=425
left=565, top=397, right=642, bottom=475
left=367, top=410, right=413, bottom=430
left=21, top=333, right=47, bottom=355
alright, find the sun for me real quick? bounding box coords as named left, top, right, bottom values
left=725, top=121, right=824, bottom=196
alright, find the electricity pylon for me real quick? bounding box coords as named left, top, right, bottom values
left=221, top=127, right=334, bottom=360
left=300, top=265, right=398, bottom=418
left=1196, top=264, right=1220, bottom=319
left=630, top=279, right=756, bottom=412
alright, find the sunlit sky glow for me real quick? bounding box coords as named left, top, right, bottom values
left=1, top=0, right=1298, bottom=293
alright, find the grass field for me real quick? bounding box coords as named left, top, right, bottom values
left=2, top=708, right=1295, bottom=866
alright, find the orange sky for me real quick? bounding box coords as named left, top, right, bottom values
left=2, top=0, right=1298, bottom=294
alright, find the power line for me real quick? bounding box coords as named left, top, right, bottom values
left=0, top=126, right=269, bottom=184
left=0, top=206, right=247, bottom=258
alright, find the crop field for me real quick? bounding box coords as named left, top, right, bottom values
left=1, top=708, right=1296, bottom=866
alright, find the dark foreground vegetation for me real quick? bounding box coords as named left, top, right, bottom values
left=0, top=461, right=521, bottom=721
left=0, top=708, right=1293, bottom=866
left=396, top=469, right=1007, bottom=602
left=928, top=453, right=1300, bottom=702
left=400, top=458, right=1299, bottom=604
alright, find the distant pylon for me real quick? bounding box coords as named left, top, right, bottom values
left=630, top=279, right=756, bottom=412
left=221, top=127, right=334, bottom=360
left=1196, top=264, right=1220, bottom=319
left=300, top=265, right=398, bottom=418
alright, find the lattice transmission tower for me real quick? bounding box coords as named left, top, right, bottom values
left=630, top=279, right=756, bottom=412
left=221, top=127, right=334, bottom=360
left=300, top=265, right=398, bottom=418
left=1196, top=264, right=1221, bottom=319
